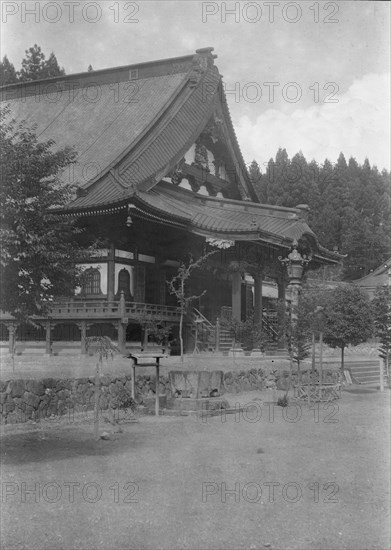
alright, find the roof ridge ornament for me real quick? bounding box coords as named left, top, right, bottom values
left=189, top=47, right=217, bottom=87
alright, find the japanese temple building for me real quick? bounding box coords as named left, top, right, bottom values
left=1, top=47, right=341, bottom=354
left=354, top=257, right=391, bottom=299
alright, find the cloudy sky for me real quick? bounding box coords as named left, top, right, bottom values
left=1, top=0, right=390, bottom=170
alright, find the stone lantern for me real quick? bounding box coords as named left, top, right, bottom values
left=279, top=240, right=311, bottom=311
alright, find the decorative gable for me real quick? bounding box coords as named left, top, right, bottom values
left=165, top=111, right=248, bottom=200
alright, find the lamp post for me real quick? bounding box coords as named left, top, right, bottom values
left=278, top=240, right=311, bottom=317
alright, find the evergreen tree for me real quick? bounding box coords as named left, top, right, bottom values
left=307, top=159, right=322, bottom=229
left=18, top=44, right=46, bottom=81
left=43, top=52, right=65, bottom=79
left=0, top=55, right=18, bottom=85
left=249, top=160, right=266, bottom=202
left=266, top=148, right=293, bottom=206
left=253, top=147, right=391, bottom=280
left=0, top=105, right=85, bottom=320
left=340, top=157, right=391, bottom=278
left=289, top=151, right=318, bottom=207
left=18, top=45, right=65, bottom=82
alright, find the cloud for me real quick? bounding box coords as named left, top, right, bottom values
left=235, top=73, right=390, bottom=170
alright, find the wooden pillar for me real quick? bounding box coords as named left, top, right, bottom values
left=45, top=321, right=52, bottom=355
left=231, top=271, right=241, bottom=320
left=254, top=274, right=263, bottom=325
left=277, top=277, right=286, bottom=301
left=80, top=321, right=87, bottom=355
left=7, top=324, right=16, bottom=354
left=158, top=268, right=166, bottom=305
left=107, top=242, right=115, bottom=302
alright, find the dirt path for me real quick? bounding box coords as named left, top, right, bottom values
left=1, top=388, right=390, bottom=550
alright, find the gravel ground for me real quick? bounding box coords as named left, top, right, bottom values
left=1, top=386, right=390, bottom=550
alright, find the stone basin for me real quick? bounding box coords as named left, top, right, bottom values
left=168, top=370, right=224, bottom=399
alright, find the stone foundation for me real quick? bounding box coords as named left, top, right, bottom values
left=0, top=367, right=339, bottom=424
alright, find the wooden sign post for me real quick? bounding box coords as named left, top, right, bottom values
left=127, top=352, right=168, bottom=415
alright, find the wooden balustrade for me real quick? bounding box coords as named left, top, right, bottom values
left=49, top=300, right=180, bottom=321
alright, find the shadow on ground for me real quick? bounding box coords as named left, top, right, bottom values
left=0, top=427, right=144, bottom=465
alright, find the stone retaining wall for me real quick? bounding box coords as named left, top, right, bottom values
left=0, top=368, right=339, bottom=424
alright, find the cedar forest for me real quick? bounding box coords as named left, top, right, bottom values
left=249, top=152, right=390, bottom=280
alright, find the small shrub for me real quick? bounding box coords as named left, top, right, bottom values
left=277, top=395, right=289, bottom=407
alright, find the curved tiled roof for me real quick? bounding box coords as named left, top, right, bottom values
left=1, top=48, right=342, bottom=263
left=353, top=257, right=391, bottom=291
left=136, top=182, right=313, bottom=245
left=3, top=72, right=189, bottom=189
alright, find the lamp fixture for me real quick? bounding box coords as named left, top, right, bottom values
left=126, top=204, right=136, bottom=227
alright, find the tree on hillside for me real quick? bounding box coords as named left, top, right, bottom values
left=313, top=153, right=349, bottom=252
left=250, top=148, right=391, bottom=280
left=323, top=285, right=373, bottom=369
left=0, top=105, right=88, bottom=321
left=266, top=148, right=293, bottom=206
left=372, top=285, right=391, bottom=377
left=43, top=52, right=66, bottom=79
left=0, top=55, right=18, bottom=85
left=341, top=160, right=391, bottom=279
left=18, top=45, right=65, bottom=81
left=249, top=160, right=266, bottom=203
left=288, top=151, right=317, bottom=207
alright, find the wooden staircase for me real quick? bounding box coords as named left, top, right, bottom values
left=217, top=326, right=233, bottom=353
left=347, top=360, right=388, bottom=385
left=188, top=307, right=281, bottom=354
left=189, top=309, right=217, bottom=353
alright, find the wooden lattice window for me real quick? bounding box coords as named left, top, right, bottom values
left=83, top=267, right=101, bottom=295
